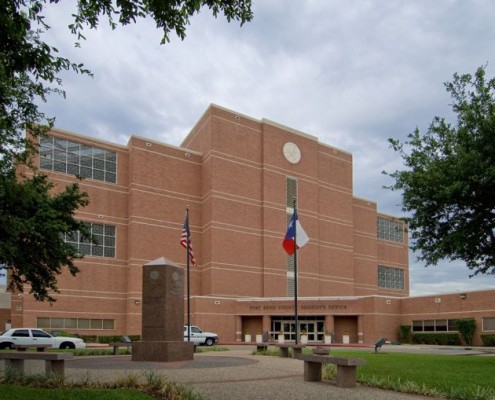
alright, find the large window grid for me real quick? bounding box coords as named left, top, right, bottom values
left=377, top=216, right=404, bottom=243
left=65, top=222, right=116, bottom=258
left=37, top=317, right=115, bottom=330
left=378, top=265, right=405, bottom=290
left=412, top=319, right=458, bottom=332
left=40, top=136, right=117, bottom=183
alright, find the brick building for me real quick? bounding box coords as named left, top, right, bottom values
left=9, top=104, right=495, bottom=345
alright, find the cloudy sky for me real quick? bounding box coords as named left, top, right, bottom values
left=36, top=1, right=495, bottom=296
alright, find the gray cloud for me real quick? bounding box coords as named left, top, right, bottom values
left=37, top=0, right=495, bottom=293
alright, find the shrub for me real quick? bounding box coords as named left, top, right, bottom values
left=480, top=334, right=495, bottom=347
left=410, top=333, right=459, bottom=345
left=455, top=319, right=476, bottom=347
left=78, top=335, right=141, bottom=344
left=96, top=335, right=127, bottom=344
left=79, top=335, right=97, bottom=343
left=399, top=325, right=411, bottom=344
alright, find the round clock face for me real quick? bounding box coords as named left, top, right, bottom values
left=283, top=142, right=301, bottom=164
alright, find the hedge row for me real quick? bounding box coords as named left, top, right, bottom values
left=79, top=335, right=141, bottom=343
left=410, top=333, right=460, bottom=345
left=481, top=334, right=495, bottom=346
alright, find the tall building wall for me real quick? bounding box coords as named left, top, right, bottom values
left=352, top=198, right=379, bottom=296
left=12, top=104, right=415, bottom=338
left=182, top=106, right=365, bottom=299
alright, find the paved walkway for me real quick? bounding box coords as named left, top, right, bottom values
left=68, top=347, right=435, bottom=399
left=4, top=344, right=493, bottom=399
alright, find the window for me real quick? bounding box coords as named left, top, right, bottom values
left=32, top=330, right=51, bottom=338
left=91, top=319, right=103, bottom=329
left=37, top=318, right=50, bottom=329
left=51, top=318, right=64, bottom=328
left=412, top=319, right=459, bottom=332
left=40, top=136, right=117, bottom=183
left=65, top=222, right=116, bottom=258
left=423, top=320, right=435, bottom=332
left=435, top=320, right=448, bottom=332
left=286, top=177, right=297, bottom=297
left=412, top=320, right=423, bottom=332
left=377, top=216, right=404, bottom=243
left=483, top=317, right=495, bottom=331
left=378, top=266, right=404, bottom=290
left=36, top=317, right=114, bottom=330
left=12, top=329, right=29, bottom=337
left=78, top=319, right=90, bottom=329
left=286, top=177, right=297, bottom=208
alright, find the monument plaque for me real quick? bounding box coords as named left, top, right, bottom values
left=132, top=257, right=194, bottom=362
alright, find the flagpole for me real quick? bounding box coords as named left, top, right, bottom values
left=293, top=199, right=299, bottom=345
left=186, top=207, right=191, bottom=343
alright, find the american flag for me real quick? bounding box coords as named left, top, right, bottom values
left=180, top=212, right=197, bottom=267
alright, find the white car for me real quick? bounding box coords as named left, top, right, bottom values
left=183, top=325, right=218, bottom=346
left=0, top=328, right=86, bottom=350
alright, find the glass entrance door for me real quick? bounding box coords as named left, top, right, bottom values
left=271, top=316, right=325, bottom=342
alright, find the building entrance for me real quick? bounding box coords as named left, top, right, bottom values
left=271, top=316, right=325, bottom=342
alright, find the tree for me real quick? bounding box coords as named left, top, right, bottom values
left=455, top=318, right=476, bottom=347
left=386, top=66, right=495, bottom=276
left=1, top=0, right=253, bottom=169
left=0, top=171, right=90, bottom=302
left=0, top=0, right=253, bottom=301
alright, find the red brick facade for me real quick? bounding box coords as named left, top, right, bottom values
left=9, top=105, right=495, bottom=345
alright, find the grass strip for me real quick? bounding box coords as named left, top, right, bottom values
left=0, top=370, right=204, bottom=400
left=1, top=384, right=153, bottom=400
left=325, top=350, right=495, bottom=400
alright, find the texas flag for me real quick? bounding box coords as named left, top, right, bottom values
left=282, top=210, right=309, bottom=255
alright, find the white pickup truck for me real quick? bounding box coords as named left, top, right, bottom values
left=183, top=325, right=219, bottom=346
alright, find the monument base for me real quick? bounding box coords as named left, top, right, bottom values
left=132, top=341, right=194, bottom=362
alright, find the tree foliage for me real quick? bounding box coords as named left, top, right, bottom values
left=455, top=318, right=476, bottom=347
left=386, top=66, right=495, bottom=276
left=0, top=171, right=90, bottom=302
left=1, top=0, right=253, bottom=169
left=0, top=0, right=253, bottom=301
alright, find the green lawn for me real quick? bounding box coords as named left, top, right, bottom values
left=1, top=385, right=154, bottom=400
left=328, top=350, right=495, bottom=398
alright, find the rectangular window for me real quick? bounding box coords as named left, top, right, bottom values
left=103, top=319, right=115, bottom=330
left=286, top=177, right=297, bottom=296
left=412, top=320, right=423, bottom=332
left=90, top=319, right=103, bottom=330
left=51, top=318, right=64, bottom=329
left=412, top=319, right=459, bottom=332
left=36, top=317, right=115, bottom=330
left=12, top=329, right=30, bottom=337
left=40, top=136, right=117, bottom=184
left=423, top=320, right=435, bottom=332
left=65, top=318, right=78, bottom=329
left=378, top=265, right=404, bottom=290
left=377, top=216, right=404, bottom=243
left=37, top=317, right=50, bottom=329
left=435, top=320, right=448, bottom=331
left=483, top=317, right=495, bottom=331
left=65, top=222, right=116, bottom=258
left=448, top=319, right=458, bottom=332
left=78, top=319, right=90, bottom=329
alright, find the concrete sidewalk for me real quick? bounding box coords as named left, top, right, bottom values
left=60, top=346, right=437, bottom=400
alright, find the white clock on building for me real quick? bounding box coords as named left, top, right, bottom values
left=283, top=142, right=301, bottom=164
